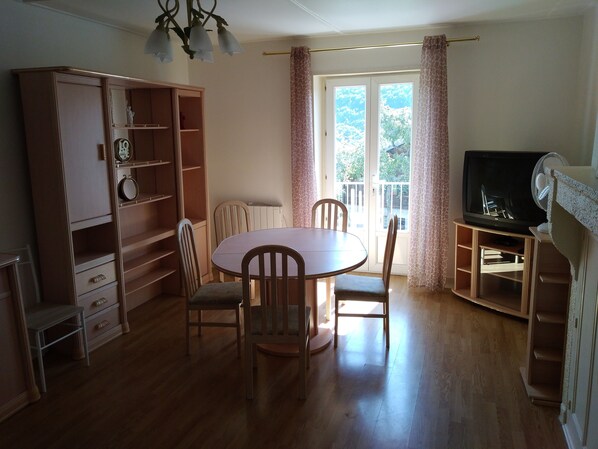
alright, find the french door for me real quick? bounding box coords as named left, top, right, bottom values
left=324, top=73, right=418, bottom=274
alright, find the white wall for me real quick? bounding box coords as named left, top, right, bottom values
left=1, top=1, right=596, bottom=280
left=193, top=16, right=592, bottom=271
left=0, top=1, right=190, bottom=253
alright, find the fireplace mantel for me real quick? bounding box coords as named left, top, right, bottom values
left=549, top=166, right=598, bottom=278
left=548, top=165, right=598, bottom=449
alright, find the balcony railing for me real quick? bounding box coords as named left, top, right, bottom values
left=336, top=181, right=410, bottom=231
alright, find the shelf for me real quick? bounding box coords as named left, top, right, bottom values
left=112, top=124, right=168, bottom=130
left=125, top=268, right=177, bottom=295
left=74, top=252, right=115, bottom=274
left=534, top=348, right=563, bottom=363
left=480, top=243, right=525, bottom=256
left=123, top=250, right=176, bottom=274
left=180, top=128, right=200, bottom=133
left=480, top=264, right=524, bottom=283
left=116, top=160, right=171, bottom=169
left=537, top=312, right=566, bottom=325
left=539, top=273, right=570, bottom=285
left=182, top=165, right=202, bottom=172
left=121, top=228, right=175, bottom=253
left=457, top=243, right=472, bottom=250
left=477, top=291, right=523, bottom=313
left=118, top=193, right=173, bottom=208
left=453, top=288, right=527, bottom=318
left=457, top=266, right=472, bottom=274
left=519, top=367, right=561, bottom=406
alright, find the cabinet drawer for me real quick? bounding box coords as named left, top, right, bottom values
left=86, top=305, right=120, bottom=340
left=78, top=282, right=118, bottom=318
left=76, top=262, right=116, bottom=296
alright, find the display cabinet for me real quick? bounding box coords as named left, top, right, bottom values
left=14, top=67, right=211, bottom=350
left=453, top=219, right=534, bottom=319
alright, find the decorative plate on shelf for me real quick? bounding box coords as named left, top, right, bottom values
left=118, top=175, right=139, bottom=201
left=114, top=138, right=133, bottom=163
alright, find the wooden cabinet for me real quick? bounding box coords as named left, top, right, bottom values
left=175, top=89, right=211, bottom=283
left=14, top=67, right=211, bottom=351
left=453, top=219, right=534, bottom=318
left=0, top=254, right=40, bottom=422
left=520, top=227, right=570, bottom=406
left=14, top=71, right=123, bottom=353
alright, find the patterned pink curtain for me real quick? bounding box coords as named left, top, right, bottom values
left=290, top=46, right=317, bottom=227
left=408, top=35, right=449, bottom=290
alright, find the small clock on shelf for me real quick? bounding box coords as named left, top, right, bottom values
left=118, top=175, right=139, bottom=201
left=114, top=137, right=133, bottom=163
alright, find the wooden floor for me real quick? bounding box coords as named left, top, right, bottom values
left=1, top=276, right=567, bottom=449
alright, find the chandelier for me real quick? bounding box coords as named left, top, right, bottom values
left=144, top=0, right=242, bottom=63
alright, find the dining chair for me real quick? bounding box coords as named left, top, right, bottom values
left=214, top=200, right=253, bottom=288
left=334, top=215, right=398, bottom=349
left=176, top=218, right=243, bottom=357
left=311, top=198, right=348, bottom=321
left=11, top=245, right=90, bottom=393
left=241, top=245, right=311, bottom=399
left=214, top=200, right=252, bottom=246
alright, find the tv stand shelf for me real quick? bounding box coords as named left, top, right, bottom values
left=452, top=219, right=534, bottom=319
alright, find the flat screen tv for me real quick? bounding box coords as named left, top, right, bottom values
left=462, top=150, right=548, bottom=235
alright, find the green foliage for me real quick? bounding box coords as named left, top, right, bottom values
left=334, top=82, right=413, bottom=183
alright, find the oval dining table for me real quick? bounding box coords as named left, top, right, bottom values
left=211, top=227, right=367, bottom=355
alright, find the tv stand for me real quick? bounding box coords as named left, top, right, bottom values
left=452, top=219, right=534, bottom=319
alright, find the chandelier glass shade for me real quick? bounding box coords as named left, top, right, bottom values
left=144, top=0, right=242, bottom=63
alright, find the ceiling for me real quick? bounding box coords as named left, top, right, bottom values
left=21, top=0, right=596, bottom=43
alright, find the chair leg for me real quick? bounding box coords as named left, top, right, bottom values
left=235, top=307, right=241, bottom=359
left=298, top=342, right=306, bottom=400
left=79, top=311, right=90, bottom=367
left=34, top=331, right=46, bottom=393
left=245, top=339, right=254, bottom=400
left=385, top=300, right=390, bottom=349
left=186, top=309, right=190, bottom=355
left=334, top=295, right=339, bottom=348
left=197, top=310, right=202, bottom=337
left=325, top=278, right=332, bottom=321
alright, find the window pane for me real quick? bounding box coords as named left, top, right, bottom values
left=377, top=82, right=412, bottom=231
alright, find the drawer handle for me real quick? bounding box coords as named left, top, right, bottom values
left=93, top=297, right=108, bottom=307
left=95, top=320, right=110, bottom=330
left=91, top=274, right=107, bottom=284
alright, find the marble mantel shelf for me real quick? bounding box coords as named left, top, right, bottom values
left=549, top=165, right=598, bottom=278
left=553, top=166, right=598, bottom=235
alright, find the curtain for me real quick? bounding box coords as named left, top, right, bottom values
left=290, top=46, right=317, bottom=227
left=408, top=35, right=449, bottom=290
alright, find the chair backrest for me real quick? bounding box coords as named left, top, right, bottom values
left=214, top=200, right=252, bottom=246
left=382, top=215, right=399, bottom=289
left=311, top=198, right=348, bottom=232
left=241, top=245, right=306, bottom=338
left=176, top=218, right=202, bottom=299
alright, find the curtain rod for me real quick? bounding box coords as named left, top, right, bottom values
left=263, top=35, right=480, bottom=56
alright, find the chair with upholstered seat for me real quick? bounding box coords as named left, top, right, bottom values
left=176, top=218, right=243, bottom=357
left=334, top=215, right=398, bottom=349
left=311, top=198, right=348, bottom=320
left=214, top=200, right=252, bottom=246
left=241, top=244, right=311, bottom=399
left=214, top=200, right=255, bottom=298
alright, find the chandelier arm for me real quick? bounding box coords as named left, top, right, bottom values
left=198, top=0, right=222, bottom=27
left=159, top=0, right=191, bottom=47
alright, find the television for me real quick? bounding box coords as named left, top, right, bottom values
left=462, top=150, right=548, bottom=235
